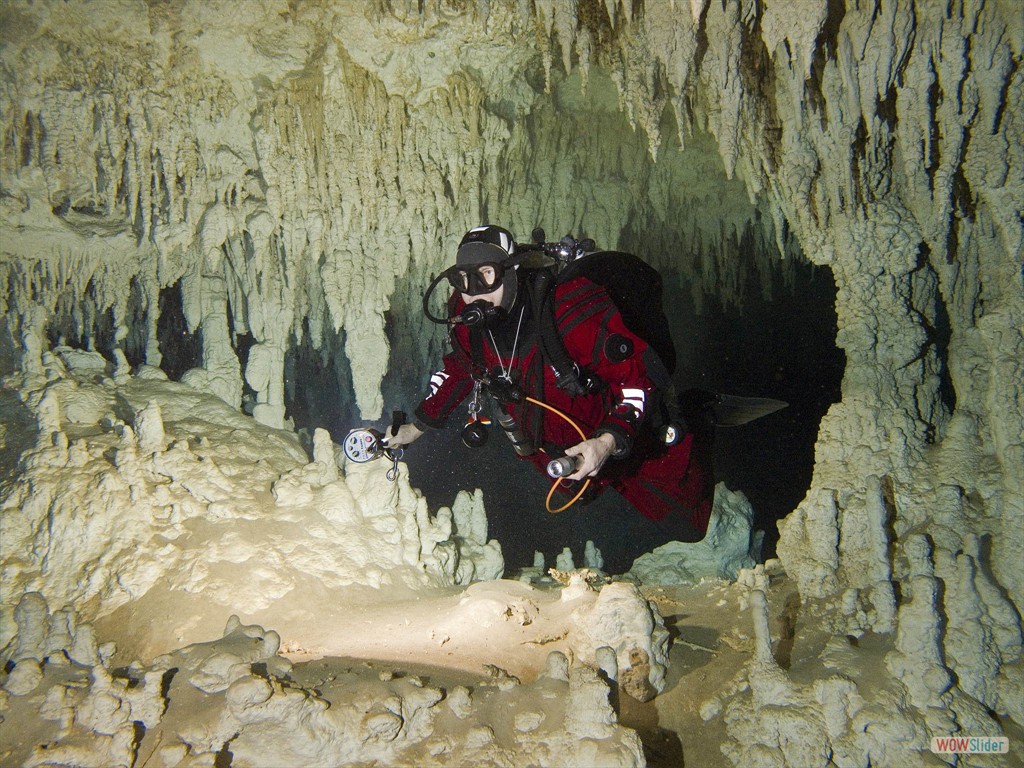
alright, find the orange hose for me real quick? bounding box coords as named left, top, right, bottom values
left=524, top=396, right=592, bottom=514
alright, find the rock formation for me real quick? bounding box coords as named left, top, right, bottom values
left=2, top=1, right=1021, bottom=765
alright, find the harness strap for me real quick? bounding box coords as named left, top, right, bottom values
left=469, top=326, right=485, bottom=371
left=591, top=305, right=617, bottom=369
left=557, top=295, right=614, bottom=338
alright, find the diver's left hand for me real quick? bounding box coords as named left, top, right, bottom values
left=564, top=433, right=617, bottom=481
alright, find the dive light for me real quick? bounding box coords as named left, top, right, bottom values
left=342, top=411, right=408, bottom=480
left=546, top=454, right=582, bottom=479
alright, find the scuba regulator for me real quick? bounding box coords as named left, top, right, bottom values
left=421, top=273, right=511, bottom=327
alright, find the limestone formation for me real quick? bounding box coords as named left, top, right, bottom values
left=628, top=482, right=762, bottom=585
left=1, top=1, right=1021, bottom=765
left=1, top=595, right=645, bottom=768
left=0, top=354, right=503, bottom=656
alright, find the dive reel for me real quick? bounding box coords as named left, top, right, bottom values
left=342, top=411, right=408, bottom=481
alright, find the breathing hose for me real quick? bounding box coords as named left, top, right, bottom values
left=523, top=396, right=592, bottom=514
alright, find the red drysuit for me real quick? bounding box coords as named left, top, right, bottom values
left=415, top=276, right=713, bottom=539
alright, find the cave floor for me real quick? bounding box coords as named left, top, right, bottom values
left=282, top=572, right=814, bottom=768
left=632, top=577, right=792, bottom=768
left=11, top=565, right=990, bottom=768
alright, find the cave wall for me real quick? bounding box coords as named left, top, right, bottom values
left=0, top=0, right=798, bottom=425
left=1, top=0, right=1022, bottom=727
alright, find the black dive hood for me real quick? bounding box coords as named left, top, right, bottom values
left=422, top=254, right=535, bottom=327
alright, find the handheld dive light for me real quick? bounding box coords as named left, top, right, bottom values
left=342, top=411, right=408, bottom=481
left=546, top=454, right=582, bottom=479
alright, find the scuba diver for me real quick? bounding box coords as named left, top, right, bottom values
left=382, top=224, right=715, bottom=542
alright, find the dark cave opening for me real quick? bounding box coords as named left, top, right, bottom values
left=124, top=277, right=148, bottom=369
left=284, top=321, right=359, bottom=440
left=227, top=305, right=258, bottom=415
left=45, top=279, right=118, bottom=357
left=688, top=262, right=844, bottom=560
left=156, top=279, right=201, bottom=381
left=235, top=331, right=258, bottom=415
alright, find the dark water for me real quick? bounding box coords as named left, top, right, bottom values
left=686, top=263, right=845, bottom=562
left=400, top=421, right=674, bottom=575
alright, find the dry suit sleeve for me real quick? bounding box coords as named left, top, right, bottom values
left=413, top=344, right=475, bottom=429
left=592, top=331, right=653, bottom=456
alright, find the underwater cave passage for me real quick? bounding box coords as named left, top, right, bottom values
left=690, top=258, right=845, bottom=561
left=156, top=279, right=202, bottom=381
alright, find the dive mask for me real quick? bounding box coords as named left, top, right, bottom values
left=446, top=262, right=506, bottom=296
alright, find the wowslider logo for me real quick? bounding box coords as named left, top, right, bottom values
left=931, top=736, right=1009, bottom=755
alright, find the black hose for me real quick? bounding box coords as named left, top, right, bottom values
left=422, top=269, right=456, bottom=325
left=533, top=269, right=586, bottom=396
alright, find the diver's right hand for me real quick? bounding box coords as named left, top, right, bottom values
left=383, top=422, right=424, bottom=448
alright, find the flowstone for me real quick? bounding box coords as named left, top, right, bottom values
left=0, top=355, right=502, bottom=657
left=0, top=595, right=646, bottom=768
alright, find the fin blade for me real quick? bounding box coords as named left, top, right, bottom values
left=711, top=394, right=789, bottom=427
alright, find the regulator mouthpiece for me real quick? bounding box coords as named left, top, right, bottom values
left=453, top=300, right=507, bottom=327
